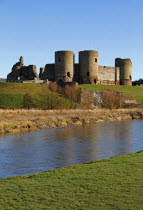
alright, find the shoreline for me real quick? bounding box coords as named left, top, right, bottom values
left=0, top=108, right=143, bottom=135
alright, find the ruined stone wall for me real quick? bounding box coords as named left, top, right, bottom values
left=40, top=64, right=55, bottom=81
left=39, top=68, right=45, bottom=78
left=28, top=65, right=39, bottom=80
left=7, top=57, right=39, bottom=82
left=98, top=66, right=120, bottom=85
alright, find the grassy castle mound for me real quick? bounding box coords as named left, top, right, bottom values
left=0, top=82, right=71, bottom=109
left=1, top=82, right=143, bottom=109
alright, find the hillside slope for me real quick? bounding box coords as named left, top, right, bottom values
left=80, top=84, right=143, bottom=105
left=0, top=82, right=71, bottom=109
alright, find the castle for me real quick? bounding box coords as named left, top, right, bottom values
left=7, top=50, right=132, bottom=86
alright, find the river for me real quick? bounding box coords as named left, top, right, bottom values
left=0, top=120, right=143, bottom=178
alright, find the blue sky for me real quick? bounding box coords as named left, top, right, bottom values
left=0, top=0, right=143, bottom=80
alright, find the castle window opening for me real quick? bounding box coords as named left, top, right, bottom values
left=87, top=72, right=90, bottom=76
left=95, top=58, right=97, bottom=62
left=67, top=72, right=70, bottom=77
left=129, top=75, right=132, bottom=80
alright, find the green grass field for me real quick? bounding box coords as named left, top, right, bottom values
left=0, top=82, right=71, bottom=109
left=0, top=82, right=42, bottom=108
left=80, top=84, right=143, bottom=105
left=0, top=151, right=143, bottom=209
left=0, top=82, right=43, bottom=95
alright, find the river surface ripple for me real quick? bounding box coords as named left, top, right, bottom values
left=0, top=120, right=143, bottom=178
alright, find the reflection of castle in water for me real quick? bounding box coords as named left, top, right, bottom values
left=52, top=121, right=132, bottom=164
left=113, top=121, right=132, bottom=155
left=7, top=122, right=133, bottom=170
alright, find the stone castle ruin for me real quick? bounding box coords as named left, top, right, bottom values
left=7, top=50, right=132, bottom=86
left=7, top=56, right=39, bottom=82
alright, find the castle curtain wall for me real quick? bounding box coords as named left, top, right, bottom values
left=98, top=66, right=120, bottom=85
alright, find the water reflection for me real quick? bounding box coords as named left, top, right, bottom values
left=0, top=120, right=143, bottom=178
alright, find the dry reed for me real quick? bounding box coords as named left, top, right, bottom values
left=0, top=108, right=142, bottom=135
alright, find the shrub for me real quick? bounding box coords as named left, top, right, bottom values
left=48, top=82, right=59, bottom=92
left=80, top=88, right=94, bottom=108
left=101, top=90, right=123, bottom=109
left=23, top=94, right=35, bottom=109
left=41, top=84, right=72, bottom=109
left=63, top=85, right=80, bottom=102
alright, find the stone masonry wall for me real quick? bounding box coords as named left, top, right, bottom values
left=98, top=66, right=120, bottom=85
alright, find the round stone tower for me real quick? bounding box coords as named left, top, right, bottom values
left=115, top=58, right=132, bottom=86
left=79, top=50, right=98, bottom=84
left=55, top=51, right=74, bottom=82
left=19, top=56, right=24, bottom=66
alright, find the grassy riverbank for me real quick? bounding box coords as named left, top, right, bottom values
left=0, top=151, right=143, bottom=209
left=0, top=108, right=143, bottom=135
